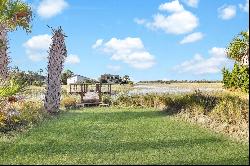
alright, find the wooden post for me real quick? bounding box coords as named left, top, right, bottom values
left=80, top=84, right=83, bottom=103
left=96, top=84, right=99, bottom=92
left=69, top=84, right=72, bottom=93
left=109, top=84, right=112, bottom=96
left=83, top=84, right=86, bottom=93
left=97, top=84, right=101, bottom=102
left=83, top=84, right=88, bottom=93
left=81, top=84, right=83, bottom=93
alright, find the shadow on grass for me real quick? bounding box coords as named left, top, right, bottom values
left=64, top=110, right=167, bottom=123
left=2, top=137, right=224, bottom=156
left=1, top=136, right=248, bottom=164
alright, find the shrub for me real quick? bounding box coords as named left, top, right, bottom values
left=0, top=78, right=25, bottom=98
left=222, top=64, right=249, bottom=93
left=210, top=95, right=249, bottom=124
left=61, top=96, right=77, bottom=109
left=0, top=100, right=47, bottom=132
left=0, top=111, right=6, bottom=129
left=17, top=101, right=47, bottom=125
left=101, top=94, right=112, bottom=105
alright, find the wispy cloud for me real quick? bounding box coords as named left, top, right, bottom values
left=173, top=47, right=233, bottom=75
left=218, top=5, right=237, bottom=20
left=239, top=0, right=249, bottom=13
left=92, top=39, right=103, bottom=49
left=66, top=54, right=80, bottom=64
left=134, top=18, right=146, bottom=25
left=180, top=32, right=204, bottom=44
left=183, top=0, right=199, bottom=8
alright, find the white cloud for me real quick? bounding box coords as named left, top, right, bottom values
left=66, top=54, right=80, bottom=64
left=24, top=34, right=77, bottom=63
left=37, top=0, right=68, bottom=19
left=136, top=0, right=199, bottom=35
left=218, top=5, right=237, bottom=20
left=23, top=34, right=52, bottom=61
left=209, top=47, right=226, bottom=58
left=183, top=0, right=199, bottom=8
left=180, top=32, right=204, bottom=44
left=93, top=37, right=156, bottom=70
left=107, top=65, right=121, bottom=72
left=239, top=0, right=249, bottom=13
left=23, top=34, right=51, bottom=50
left=149, top=12, right=198, bottom=34
left=159, top=0, right=184, bottom=12
left=92, top=39, right=103, bottom=49
left=173, top=47, right=232, bottom=75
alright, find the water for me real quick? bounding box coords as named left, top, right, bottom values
left=127, top=85, right=224, bottom=95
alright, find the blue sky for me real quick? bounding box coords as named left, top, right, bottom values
left=9, top=0, right=249, bottom=81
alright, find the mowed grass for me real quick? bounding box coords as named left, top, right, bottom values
left=0, top=108, right=248, bottom=165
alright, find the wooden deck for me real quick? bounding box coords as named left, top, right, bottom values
left=68, top=83, right=112, bottom=103
left=76, top=102, right=109, bottom=108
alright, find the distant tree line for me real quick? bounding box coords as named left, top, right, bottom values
left=9, top=68, right=76, bottom=86
left=9, top=67, right=45, bottom=86
left=99, top=74, right=133, bottom=85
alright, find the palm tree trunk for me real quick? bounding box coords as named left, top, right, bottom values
left=0, top=24, right=9, bottom=81
left=44, top=27, right=67, bottom=113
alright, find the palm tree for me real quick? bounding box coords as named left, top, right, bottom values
left=123, top=75, right=130, bottom=83
left=0, top=0, right=32, bottom=80
left=39, top=69, right=43, bottom=76
left=61, top=69, right=74, bottom=85
left=44, top=27, right=67, bottom=114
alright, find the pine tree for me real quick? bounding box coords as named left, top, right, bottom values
left=44, top=27, right=67, bottom=113
left=222, top=67, right=231, bottom=89
left=230, top=63, right=240, bottom=88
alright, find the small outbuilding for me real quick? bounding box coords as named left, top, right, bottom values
left=67, top=75, right=94, bottom=85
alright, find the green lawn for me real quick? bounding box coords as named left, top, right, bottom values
left=0, top=108, right=249, bottom=165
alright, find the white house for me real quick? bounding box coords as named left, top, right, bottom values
left=67, top=75, right=91, bottom=85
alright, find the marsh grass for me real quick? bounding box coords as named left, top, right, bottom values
left=113, top=91, right=249, bottom=141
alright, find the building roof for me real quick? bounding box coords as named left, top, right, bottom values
left=68, top=75, right=98, bottom=82
left=101, top=74, right=119, bottom=76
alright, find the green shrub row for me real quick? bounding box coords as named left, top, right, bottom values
left=222, top=63, right=249, bottom=93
